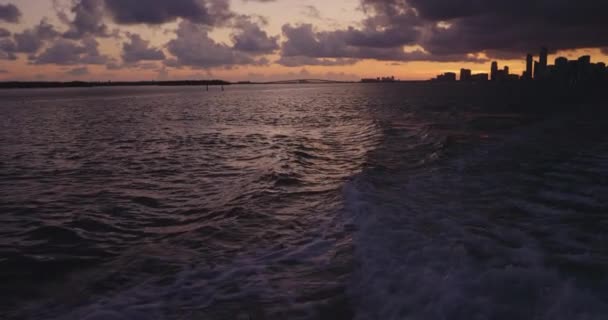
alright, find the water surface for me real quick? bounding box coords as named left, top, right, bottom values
left=1, top=84, right=607, bottom=319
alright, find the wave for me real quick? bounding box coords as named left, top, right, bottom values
left=346, top=113, right=608, bottom=319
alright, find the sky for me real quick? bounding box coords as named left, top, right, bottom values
left=0, top=0, right=607, bottom=82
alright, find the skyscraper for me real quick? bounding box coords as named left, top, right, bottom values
left=526, top=54, right=534, bottom=80
left=460, top=68, right=472, bottom=81
left=491, top=61, right=498, bottom=81
left=578, top=55, right=591, bottom=65
left=536, top=47, right=548, bottom=79
left=578, top=55, right=592, bottom=82
left=555, top=57, right=568, bottom=68
left=534, top=61, right=540, bottom=79
left=540, top=47, right=548, bottom=68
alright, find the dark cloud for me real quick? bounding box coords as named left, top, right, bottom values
left=0, top=39, right=17, bottom=60
left=166, top=21, right=267, bottom=69
left=0, top=3, right=21, bottom=23
left=104, top=0, right=232, bottom=25
left=345, top=26, right=419, bottom=49
left=404, top=0, right=606, bottom=24
left=0, top=28, right=10, bottom=38
left=34, top=37, right=109, bottom=65
left=277, top=0, right=608, bottom=64
left=276, top=56, right=358, bottom=67
left=359, top=0, right=608, bottom=59
left=62, top=0, right=109, bottom=39
left=57, top=0, right=234, bottom=41
left=279, top=24, right=481, bottom=62
left=231, top=17, right=279, bottom=53
left=281, top=24, right=385, bottom=59
left=122, top=33, right=165, bottom=63
left=13, top=20, right=60, bottom=53
left=0, top=19, right=75, bottom=62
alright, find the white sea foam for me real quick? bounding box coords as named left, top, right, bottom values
left=346, top=116, right=608, bottom=320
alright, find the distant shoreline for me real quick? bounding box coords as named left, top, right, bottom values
left=0, top=80, right=231, bottom=89
left=0, top=79, right=430, bottom=89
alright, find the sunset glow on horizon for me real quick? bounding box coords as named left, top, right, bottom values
left=1, top=0, right=607, bottom=82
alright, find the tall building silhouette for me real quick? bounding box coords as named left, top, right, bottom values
left=535, top=47, right=548, bottom=79
left=460, top=68, right=472, bottom=81
left=491, top=62, right=498, bottom=81
left=525, top=54, right=534, bottom=80
left=432, top=45, right=607, bottom=84
left=555, top=57, right=568, bottom=68
left=578, top=55, right=591, bottom=65
left=540, top=47, right=548, bottom=67
left=578, top=55, right=592, bottom=82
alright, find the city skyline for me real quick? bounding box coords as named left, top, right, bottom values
left=433, top=46, right=608, bottom=84
left=1, top=0, right=608, bottom=82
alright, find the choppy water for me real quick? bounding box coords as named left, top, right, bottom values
left=1, top=84, right=607, bottom=319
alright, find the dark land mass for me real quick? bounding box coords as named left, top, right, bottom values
left=0, top=79, right=357, bottom=89
left=251, top=79, right=354, bottom=84
left=0, top=80, right=231, bottom=89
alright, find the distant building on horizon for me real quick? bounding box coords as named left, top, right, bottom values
left=430, top=46, right=607, bottom=84
left=555, top=57, right=568, bottom=68
left=579, top=55, right=591, bottom=65
left=471, top=73, right=489, bottom=81
left=491, top=62, right=499, bottom=81
left=496, top=69, right=507, bottom=81
left=433, top=72, right=457, bottom=82
left=535, top=47, right=548, bottom=79
left=361, top=76, right=397, bottom=83
left=540, top=47, right=548, bottom=67
left=531, top=51, right=605, bottom=84
left=524, top=54, right=534, bottom=80
left=460, top=69, right=472, bottom=81
left=489, top=61, right=515, bottom=81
